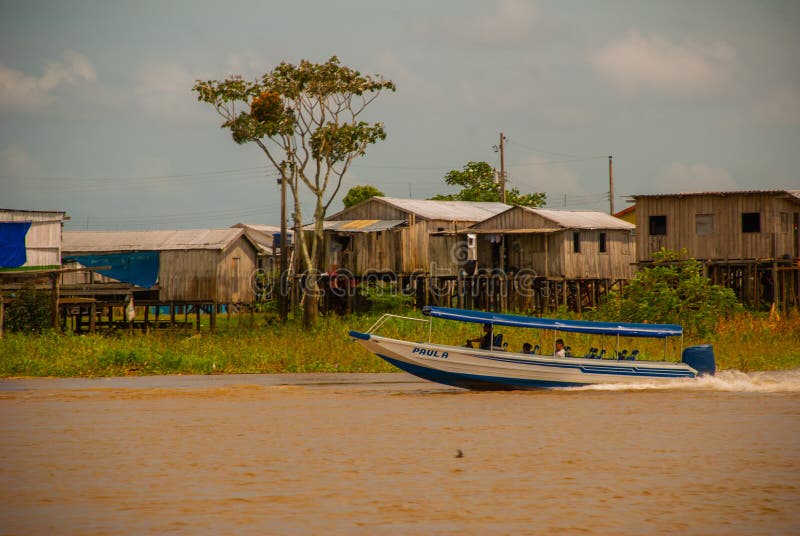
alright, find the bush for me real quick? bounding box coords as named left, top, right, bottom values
left=3, top=283, right=53, bottom=333
left=594, top=248, right=741, bottom=337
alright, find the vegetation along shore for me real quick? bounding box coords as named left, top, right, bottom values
left=1, top=310, right=798, bottom=378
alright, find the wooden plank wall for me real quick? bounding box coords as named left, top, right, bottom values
left=328, top=200, right=406, bottom=221
left=636, top=193, right=800, bottom=262
left=23, top=221, right=62, bottom=268
left=561, top=230, right=636, bottom=279
left=215, top=237, right=258, bottom=304
left=159, top=238, right=258, bottom=303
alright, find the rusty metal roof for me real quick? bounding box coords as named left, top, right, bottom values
left=633, top=189, right=800, bottom=201
left=63, top=228, right=251, bottom=253
left=315, top=219, right=407, bottom=232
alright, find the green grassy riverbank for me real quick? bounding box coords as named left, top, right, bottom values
left=1, top=311, right=798, bottom=378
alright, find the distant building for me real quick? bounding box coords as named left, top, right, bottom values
left=326, top=197, right=510, bottom=275
left=62, top=228, right=260, bottom=305
left=463, top=206, right=636, bottom=280
left=0, top=208, right=67, bottom=270
left=633, top=190, right=800, bottom=262
left=613, top=205, right=636, bottom=225
left=633, top=190, right=800, bottom=309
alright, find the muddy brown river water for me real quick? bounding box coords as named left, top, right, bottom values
left=1, top=371, right=799, bottom=535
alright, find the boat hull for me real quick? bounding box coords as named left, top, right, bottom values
left=350, top=331, right=699, bottom=390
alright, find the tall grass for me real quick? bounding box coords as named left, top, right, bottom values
left=1, top=310, right=798, bottom=377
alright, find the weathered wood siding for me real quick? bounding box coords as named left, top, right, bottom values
left=560, top=230, right=635, bottom=279
left=328, top=201, right=407, bottom=221
left=322, top=230, right=404, bottom=275
left=215, top=237, right=258, bottom=303
left=159, top=237, right=257, bottom=303
left=636, top=193, right=800, bottom=261
left=400, top=223, right=430, bottom=273
left=471, top=209, right=561, bottom=231
left=159, top=250, right=219, bottom=302
left=0, top=211, right=63, bottom=268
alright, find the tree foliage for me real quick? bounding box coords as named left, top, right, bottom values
left=594, top=249, right=741, bottom=337
left=430, top=161, right=545, bottom=207
left=193, top=56, right=395, bottom=326
left=4, top=283, right=52, bottom=333
left=343, top=185, right=384, bottom=208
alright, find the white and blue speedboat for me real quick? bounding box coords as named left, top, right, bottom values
left=349, top=306, right=716, bottom=390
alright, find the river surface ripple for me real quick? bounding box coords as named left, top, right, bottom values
left=1, top=371, right=799, bottom=535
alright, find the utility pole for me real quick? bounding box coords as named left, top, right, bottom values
left=499, top=132, right=507, bottom=204
left=608, top=155, right=614, bottom=215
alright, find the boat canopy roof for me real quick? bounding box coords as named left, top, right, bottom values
left=422, top=306, right=683, bottom=338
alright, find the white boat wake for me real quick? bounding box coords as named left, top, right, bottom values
left=564, top=369, right=800, bottom=393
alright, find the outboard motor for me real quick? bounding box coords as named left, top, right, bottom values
left=682, top=344, right=716, bottom=376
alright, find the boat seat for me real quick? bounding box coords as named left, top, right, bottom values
left=491, top=333, right=506, bottom=351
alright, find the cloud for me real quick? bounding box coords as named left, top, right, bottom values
left=134, top=62, right=207, bottom=121
left=0, top=51, right=96, bottom=111
left=511, top=155, right=587, bottom=196
left=655, top=163, right=738, bottom=193
left=377, top=52, right=444, bottom=100
left=0, top=145, right=44, bottom=206
left=752, top=87, right=800, bottom=126
left=0, top=144, right=43, bottom=178
left=429, top=0, right=538, bottom=47
left=591, top=31, right=738, bottom=96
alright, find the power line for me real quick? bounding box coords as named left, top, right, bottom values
left=505, top=138, right=606, bottom=160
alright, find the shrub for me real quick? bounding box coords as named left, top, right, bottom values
left=594, top=248, right=741, bottom=337
left=3, top=283, right=53, bottom=333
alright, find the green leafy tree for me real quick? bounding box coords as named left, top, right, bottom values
left=595, top=248, right=741, bottom=337
left=4, top=283, right=52, bottom=333
left=193, top=57, right=395, bottom=327
left=430, top=161, right=545, bottom=207
left=343, top=185, right=384, bottom=208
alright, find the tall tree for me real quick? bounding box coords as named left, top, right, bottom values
left=430, top=161, right=546, bottom=207
left=342, top=185, right=384, bottom=208
left=193, top=57, right=395, bottom=326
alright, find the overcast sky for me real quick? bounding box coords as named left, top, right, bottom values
left=1, top=0, right=798, bottom=230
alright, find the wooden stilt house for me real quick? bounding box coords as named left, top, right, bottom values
left=633, top=189, right=800, bottom=310
left=61, top=228, right=261, bottom=331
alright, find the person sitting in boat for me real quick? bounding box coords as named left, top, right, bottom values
left=522, top=343, right=533, bottom=354
left=466, top=324, right=493, bottom=350
left=555, top=339, right=567, bottom=357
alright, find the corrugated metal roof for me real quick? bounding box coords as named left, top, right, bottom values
left=232, top=223, right=283, bottom=235
left=521, top=207, right=636, bottom=230
left=62, top=228, right=248, bottom=253
left=1, top=208, right=67, bottom=223
left=633, top=189, right=800, bottom=201
left=315, top=219, right=407, bottom=232
left=376, top=197, right=511, bottom=221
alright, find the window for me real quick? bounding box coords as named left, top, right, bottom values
left=781, top=212, right=789, bottom=233
left=695, top=214, right=714, bottom=236
left=649, top=215, right=667, bottom=236
left=599, top=232, right=607, bottom=253
left=742, top=212, right=761, bottom=233
left=573, top=231, right=581, bottom=253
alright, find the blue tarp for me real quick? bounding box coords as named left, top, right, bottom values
left=422, top=306, right=683, bottom=338
left=0, top=221, right=32, bottom=268
left=65, top=251, right=159, bottom=288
